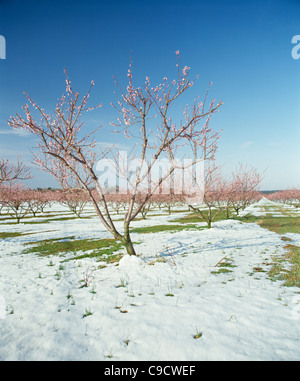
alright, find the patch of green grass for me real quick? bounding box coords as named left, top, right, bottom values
left=218, top=259, right=236, bottom=268
left=234, top=214, right=260, bottom=224
left=113, top=216, right=144, bottom=222
left=0, top=231, right=39, bottom=239
left=211, top=257, right=236, bottom=275
left=71, top=245, right=123, bottom=262
left=261, top=205, right=298, bottom=216
left=267, top=244, right=300, bottom=287
left=130, top=223, right=200, bottom=234
left=236, top=205, right=300, bottom=235
left=234, top=205, right=300, bottom=288
left=211, top=268, right=233, bottom=275
left=0, top=231, right=23, bottom=239
left=25, top=236, right=76, bottom=246
left=82, top=308, right=93, bottom=318
left=0, top=212, right=75, bottom=222
left=23, top=215, right=94, bottom=224
left=174, top=209, right=230, bottom=224
left=0, top=215, right=95, bottom=225
left=257, top=216, right=300, bottom=235
left=173, top=214, right=204, bottom=224
left=22, top=236, right=123, bottom=262
left=193, top=328, right=203, bottom=339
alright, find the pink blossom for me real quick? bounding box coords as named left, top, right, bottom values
left=182, top=66, right=190, bottom=76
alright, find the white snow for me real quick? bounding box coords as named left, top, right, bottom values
left=256, top=196, right=275, bottom=205
left=0, top=199, right=299, bottom=361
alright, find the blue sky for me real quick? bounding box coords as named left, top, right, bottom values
left=0, top=0, right=299, bottom=190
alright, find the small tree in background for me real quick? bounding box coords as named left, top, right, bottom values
left=267, top=188, right=300, bottom=207
left=0, top=156, right=31, bottom=185
left=59, top=188, right=89, bottom=218
left=186, top=162, right=226, bottom=228
left=0, top=157, right=32, bottom=217
left=1, top=182, right=30, bottom=223
left=229, top=163, right=263, bottom=216
left=186, top=162, right=263, bottom=224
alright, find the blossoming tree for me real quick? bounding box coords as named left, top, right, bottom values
left=186, top=162, right=227, bottom=228
left=9, top=52, right=222, bottom=256
left=0, top=156, right=31, bottom=185
left=1, top=182, right=30, bottom=223
left=229, top=163, right=263, bottom=216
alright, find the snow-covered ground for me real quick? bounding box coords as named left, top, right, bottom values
left=0, top=199, right=300, bottom=361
